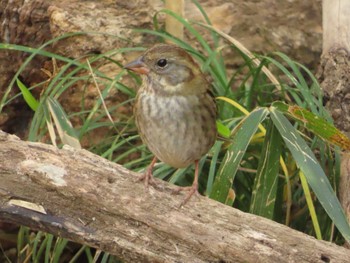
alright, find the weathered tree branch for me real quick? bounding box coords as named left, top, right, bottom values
left=0, top=130, right=349, bottom=262
left=321, top=0, right=350, bottom=223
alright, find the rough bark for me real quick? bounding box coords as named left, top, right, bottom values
left=0, top=130, right=349, bottom=263
left=319, top=0, right=350, bottom=223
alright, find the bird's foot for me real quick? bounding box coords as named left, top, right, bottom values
left=137, top=157, right=161, bottom=189
left=137, top=170, right=157, bottom=187
left=172, top=184, right=200, bottom=207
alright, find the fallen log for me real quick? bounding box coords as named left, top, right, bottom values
left=0, top=130, right=349, bottom=262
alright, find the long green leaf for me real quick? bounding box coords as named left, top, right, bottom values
left=52, top=237, right=69, bottom=263
left=210, top=107, right=269, bottom=203
left=273, top=101, right=350, bottom=151
left=299, top=171, right=323, bottom=239
left=16, top=78, right=39, bottom=111
left=45, top=234, right=53, bottom=263
left=31, top=231, right=43, bottom=261
left=0, top=37, right=84, bottom=113
left=270, top=107, right=350, bottom=241
left=271, top=52, right=319, bottom=114
left=207, top=141, right=223, bottom=196
left=250, top=118, right=282, bottom=219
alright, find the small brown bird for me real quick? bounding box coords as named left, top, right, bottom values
left=124, top=44, right=217, bottom=206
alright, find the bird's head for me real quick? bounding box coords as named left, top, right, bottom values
left=124, top=44, right=207, bottom=95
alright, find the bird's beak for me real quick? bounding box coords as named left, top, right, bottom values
left=123, top=57, right=150, bottom=75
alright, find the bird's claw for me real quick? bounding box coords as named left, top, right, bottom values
left=137, top=170, right=163, bottom=190
left=137, top=171, right=155, bottom=187
left=172, top=185, right=200, bottom=207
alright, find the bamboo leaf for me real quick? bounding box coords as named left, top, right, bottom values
left=270, top=107, right=350, bottom=241
left=210, top=107, right=269, bottom=203
left=272, top=101, right=350, bottom=150
left=250, top=118, right=282, bottom=219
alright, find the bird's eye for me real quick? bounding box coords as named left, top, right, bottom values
left=156, top=59, right=167, bottom=68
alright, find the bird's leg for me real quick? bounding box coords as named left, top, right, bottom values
left=174, top=160, right=200, bottom=207
left=138, top=156, right=157, bottom=187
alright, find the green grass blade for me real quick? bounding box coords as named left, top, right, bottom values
left=52, top=237, right=69, bottom=263
left=45, top=234, right=54, bottom=263
left=32, top=231, right=43, bottom=261
left=35, top=234, right=49, bottom=262
left=271, top=52, right=319, bottom=113
left=100, top=252, right=110, bottom=263
left=190, top=0, right=218, bottom=45
left=79, top=70, right=125, bottom=136
left=68, top=245, right=87, bottom=263
left=270, top=107, right=350, bottom=241
left=17, top=226, right=28, bottom=261
left=272, top=101, right=350, bottom=151
left=84, top=247, right=93, bottom=262
left=210, top=107, right=269, bottom=203
left=168, top=167, right=190, bottom=184
left=216, top=120, right=230, bottom=138
left=190, top=0, right=226, bottom=77
left=299, top=171, right=323, bottom=239
left=16, top=78, right=39, bottom=111
left=206, top=141, right=223, bottom=196
left=0, top=38, right=83, bottom=112
left=250, top=118, right=282, bottom=219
